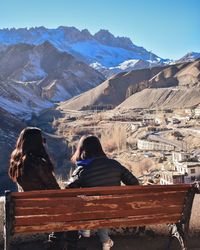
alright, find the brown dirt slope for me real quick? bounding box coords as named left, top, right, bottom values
left=58, top=66, right=167, bottom=110
left=59, top=60, right=200, bottom=111
left=117, top=87, right=200, bottom=110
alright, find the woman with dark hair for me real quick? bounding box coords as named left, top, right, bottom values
left=9, top=127, right=85, bottom=250
left=67, top=135, right=139, bottom=250
left=9, top=127, right=60, bottom=191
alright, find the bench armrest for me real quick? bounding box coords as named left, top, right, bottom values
left=192, top=181, right=200, bottom=194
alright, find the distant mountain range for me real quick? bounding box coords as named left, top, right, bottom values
left=0, top=26, right=199, bottom=116
left=0, top=27, right=199, bottom=76
left=0, top=27, right=169, bottom=74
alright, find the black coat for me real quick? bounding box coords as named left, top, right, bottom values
left=67, top=157, right=139, bottom=188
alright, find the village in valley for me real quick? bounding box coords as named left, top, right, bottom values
left=41, top=104, right=200, bottom=186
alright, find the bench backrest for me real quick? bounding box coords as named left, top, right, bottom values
left=5, top=184, right=196, bottom=235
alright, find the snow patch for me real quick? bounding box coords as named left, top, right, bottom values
left=0, top=84, right=53, bottom=119
left=51, top=84, right=72, bottom=102
left=111, top=59, right=140, bottom=70
left=20, top=52, right=47, bottom=81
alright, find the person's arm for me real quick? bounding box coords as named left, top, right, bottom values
left=120, top=165, right=139, bottom=185
left=65, top=166, right=84, bottom=188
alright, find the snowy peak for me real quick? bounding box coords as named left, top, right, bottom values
left=0, top=26, right=164, bottom=71
left=177, top=52, right=200, bottom=63
left=58, top=26, right=93, bottom=43
left=94, top=29, right=134, bottom=50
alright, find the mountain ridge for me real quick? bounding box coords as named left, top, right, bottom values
left=58, top=59, right=200, bottom=111
left=0, top=26, right=165, bottom=71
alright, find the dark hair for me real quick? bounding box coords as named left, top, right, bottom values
left=9, top=127, right=54, bottom=182
left=71, top=135, right=106, bottom=163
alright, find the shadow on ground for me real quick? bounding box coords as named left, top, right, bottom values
left=0, top=235, right=200, bottom=250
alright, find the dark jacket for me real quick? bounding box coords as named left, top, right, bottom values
left=67, top=157, right=139, bottom=188
left=17, top=155, right=60, bottom=191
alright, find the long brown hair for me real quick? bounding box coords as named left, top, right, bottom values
left=71, top=135, right=106, bottom=163
left=9, top=127, right=54, bottom=182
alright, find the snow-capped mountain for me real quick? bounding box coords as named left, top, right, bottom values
left=0, top=41, right=104, bottom=118
left=177, top=52, right=200, bottom=63
left=91, top=59, right=159, bottom=77
left=0, top=27, right=168, bottom=74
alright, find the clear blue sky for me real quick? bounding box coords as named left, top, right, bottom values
left=1, top=0, right=200, bottom=59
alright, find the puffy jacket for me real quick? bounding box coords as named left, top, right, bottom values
left=67, top=157, right=139, bottom=188
left=17, top=155, right=60, bottom=191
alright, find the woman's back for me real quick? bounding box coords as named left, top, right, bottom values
left=68, top=157, right=138, bottom=188
left=17, top=154, right=59, bottom=191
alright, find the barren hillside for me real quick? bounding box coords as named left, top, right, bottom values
left=117, top=87, right=200, bottom=110
left=59, top=60, right=200, bottom=111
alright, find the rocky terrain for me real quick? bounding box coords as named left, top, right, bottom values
left=0, top=41, right=104, bottom=118
left=118, top=87, right=200, bottom=110
left=177, top=52, right=200, bottom=63
left=58, top=59, right=200, bottom=111
left=0, top=108, right=26, bottom=193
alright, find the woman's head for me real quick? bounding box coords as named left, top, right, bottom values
left=9, top=127, right=53, bottom=181
left=15, top=127, right=45, bottom=155
left=71, top=135, right=106, bottom=163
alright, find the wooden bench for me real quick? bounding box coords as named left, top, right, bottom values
left=4, top=183, right=200, bottom=250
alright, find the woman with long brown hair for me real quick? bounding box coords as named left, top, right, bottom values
left=9, top=127, right=59, bottom=191
left=9, top=127, right=85, bottom=250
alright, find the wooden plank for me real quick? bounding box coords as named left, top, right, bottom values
left=14, top=213, right=181, bottom=234
left=15, top=198, right=184, bottom=216
left=12, top=184, right=191, bottom=199
left=14, top=191, right=187, bottom=208
left=14, top=206, right=182, bottom=226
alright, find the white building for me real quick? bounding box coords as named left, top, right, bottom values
left=174, top=161, right=200, bottom=183
left=172, top=152, right=190, bottom=163
left=137, top=139, right=175, bottom=151
left=160, top=170, right=184, bottom=185
left=194, top=107, right=200, bottom=117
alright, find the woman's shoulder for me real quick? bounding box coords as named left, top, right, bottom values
left=103, top=157, right=121, bottom=166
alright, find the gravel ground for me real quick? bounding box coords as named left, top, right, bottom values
left=0, top=234, right=200, bottom=250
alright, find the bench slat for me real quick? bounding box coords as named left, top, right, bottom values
left=14, top=191, right=186, bottom=209
left=14, top=213, right=181, bottom=234
left=15, top=198, right=184, bottom=216
left=12, top=184, right=191, bottom=199
left=14, top=206, right=183, bottom=226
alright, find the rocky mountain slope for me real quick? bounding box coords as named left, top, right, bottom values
left=117, top=87, right=200, bottom=110
left=0, top=108, right=26, bottom=194
left=118, top=60, right=200, bottom=109
left=177, top=52, right=200, bottom=63
left=0, top=27, right=167, bottom=74
left=58, top=60, right=200, bottom=111
left=0, top=41, right=104, bottom=118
